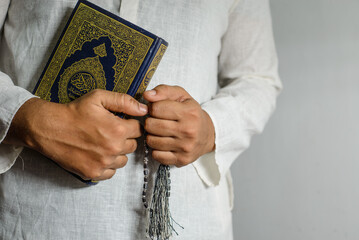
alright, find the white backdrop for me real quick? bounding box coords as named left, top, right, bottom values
left=231, top=0, right=359, bottom=239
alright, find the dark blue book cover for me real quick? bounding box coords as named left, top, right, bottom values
left=33, top=0, right=168, bottom=184
left=34, top=0, right=168, bottom=103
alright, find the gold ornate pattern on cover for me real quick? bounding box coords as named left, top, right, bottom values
left=58, top=56, right=106, bottom=103
left=34, top=3, right=154, bottom=101
left=134, top=44, right=168, bottom=100
left=68, top=21, right=137, bottom=94
left=93, top=43, right=107, bottom=57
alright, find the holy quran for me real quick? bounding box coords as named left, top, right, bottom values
left=33, top=0, right=168, bottom=103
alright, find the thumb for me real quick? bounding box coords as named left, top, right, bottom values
left=143, top=84, right=192, bottom=103
left=94, top=90, right=148, bottom=116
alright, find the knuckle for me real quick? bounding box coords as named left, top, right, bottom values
left=98, top=156, right=111, bottom=168
left=85, top=169, right=102, bottom=180
left=90, top=89, right=103, bottom=98
left=176, top=155, right=189, bottom=167
left=187, top=127, right=196, bottom=137
left=104, top=140, right=122, bottom=155
left=107, top=170, right=116, bottom=179
left=115, top=93, right=137, bottom=111
left=182, top=125, right=197, bottom=138
left=149, top=103, right=160, bottom=116
left=188, top=106, right=200, bottom=119
left=118, top=94, right=137, bottom=109
left=127, top=96, right=138, bottom=108
left=129, top=140, right=137, bottom=153
left=156, top=84, right=169, bottom=92
left=120, top=156, right=128, bottom=168
left=114, top=124, right=127, bottom=136
left=114, top=93, right=126, bottom=107
left=181, top=142, right=195, bottom=153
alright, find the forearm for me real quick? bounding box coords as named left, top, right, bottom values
left=3, top=97, right=56, bottom=148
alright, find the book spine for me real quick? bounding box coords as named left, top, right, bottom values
left=133, top=39, right=168, bottom=100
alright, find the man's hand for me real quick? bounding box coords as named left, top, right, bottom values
left=4, top=89, right=148, bottom=181
left=143, top=85, right=215, bottom=167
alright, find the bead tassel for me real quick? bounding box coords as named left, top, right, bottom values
left=143, top=136, right=183, bottom=239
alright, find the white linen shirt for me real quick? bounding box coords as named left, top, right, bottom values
left=0, top=0, right=282, bottom=239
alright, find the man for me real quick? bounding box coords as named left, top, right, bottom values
left=0, top=0, right=281, bottom=239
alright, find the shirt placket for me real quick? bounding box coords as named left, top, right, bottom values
left=118, top=0, right=139, bottom=24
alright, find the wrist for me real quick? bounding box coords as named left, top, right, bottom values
left=3, top=98, right=53, bottom=148
left=4, top=97, right=39, bottom=146
left=202, top=110, right=216, bottom=154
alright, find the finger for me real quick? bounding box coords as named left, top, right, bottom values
left=146, top=135, right=179, bottom=151
left=91, top=89, right=148, bottom=116
left=108, top=155, right=128, bottom=169
left=92, top=169, right=117, bottom=181
left=144, top=117, right=178, bottom=137
left=119, top=118, right=142, bottom=139
left=152, top=150, right=177, bottom=165
left=148, top=100, right=185, bottom=120
left=121, top=139, right=138, bottom=154
left=143, top=85, right=192, bottom=103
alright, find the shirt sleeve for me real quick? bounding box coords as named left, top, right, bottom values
left=0, top=0, right=35, bottom=173
left=192, top=0, right=283, bottom=187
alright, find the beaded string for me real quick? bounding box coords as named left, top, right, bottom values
left=142, top=137, right=149, bottom=209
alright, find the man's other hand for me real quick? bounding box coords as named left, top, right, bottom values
left=143, top=85, right=215, bottom=167
left=4, top=89, right=148, bottom=181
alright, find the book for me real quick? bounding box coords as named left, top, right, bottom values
left=33, top=0, right=168, bottom=102
left=32, top=0, right=168, bottom=184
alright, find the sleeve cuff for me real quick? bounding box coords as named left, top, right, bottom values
left=192, top=151, right=220, bottom=187
left=0, top=85, right=35, bottom=174
left=192, top=99, right=249, bottom=187
left=0, top=144, right=23, bottom=174
left=0, top=86, right=35, bottom=142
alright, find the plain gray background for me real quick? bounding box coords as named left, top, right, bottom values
left=231, top=0, right=359, bottom=239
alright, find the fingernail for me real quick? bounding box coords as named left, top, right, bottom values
left=146, top=90, right=156, bottom=96
left=139, top=103, right=148, bottom=113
